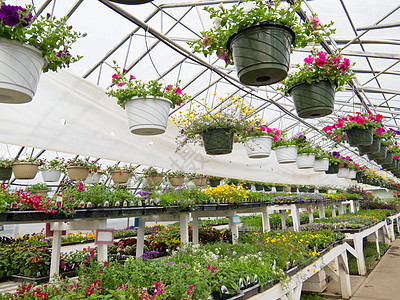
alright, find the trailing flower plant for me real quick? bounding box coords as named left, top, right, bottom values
left=38, top=158, right=66, bottom=172
left=236, top=121, right=282, bottom=143
left=322, top=112, right=383, bottom=144
left=67, top=158, right=90, bottom=168
left=106, top=62, right=190, bottom=109
left=172, top=95, right=260, bottom=150
left=0, top=2, right=86, bottom=72
left=271, top=131, right=307, bottom=149
left=188, top=0, right=334, bottom=65
left=0, top=158, right=13, bottom=168
left=280, top=49, right=355, bottom=95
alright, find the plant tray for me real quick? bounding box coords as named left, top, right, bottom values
left=10, top=270, right=78, bottom=285
left=162, top=206, right=181, bottom=213
left=119, top=207, right=144, bottom=217
left=143, top=207, right=163, bottom=215
left=6, top=211, right=50, bottom=222
left=202, top=204, right=218, bottom=211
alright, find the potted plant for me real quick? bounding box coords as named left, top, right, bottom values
left=26, top=183, right=48, bottom=197
left=325, top=152, right=342, bottom=174
left=274, top=183, right=284, bottom=192
left=0, top=2, right=85, bottom=103
left=105, top=62, right=190, bottom=135
left=108, top=164, right=135, bottom=184
left=237, top=123, right=281, bottom=159
left=188, top=0, right=334, bottom=86
left=336, top=156, right=352, bottom=178
left=207, top=176, right=223, bottom=187
left=271, top=131, right=300, bottom=164
left=39, top=158, right=66, bottom=182
left=85, top=161, right=104, bottom=184
left=280, top=50, right=355, bottom=118
left=323, top=112, right=383, bottom=147
left=188, top=173, right=207, bottom=187
left=294, top=132, right=316, bottom=169
left=12, top=158, right=40, bottom=180
left=313, top=147, right=329, bottom=172
left=173, top=95, right=254, bottom=155
left=167, top=170, right=186, bottom=186
left=0, top=158, right=13, bottom=181
left=66, top=158, right=90, bottom=181
left=142, top=167, right=164, bottom=186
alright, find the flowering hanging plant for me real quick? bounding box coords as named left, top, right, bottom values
left=172, top=95, right=258, bottom=150
left=292, top=132, right=318, bottom=155
left=280, top=50, right=355, bottom=95
left=235, top=118, right=282, bottom=143
left=322, top=112, right=383, bottom=144
left=0, top=158, right=13, bottom=168
left=38, top=157, right=66, bottom=172
left=106, top=62, right=190, bottom=109
left=188, top=0, right=334, bottom=65
left=271, top=130, right=306, bottom=149
left=0, top=2, right=86, bottom=72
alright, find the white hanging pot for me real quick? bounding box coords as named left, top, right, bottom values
left=244, top=136, right=273, bottom=158
left=296, top=153, right=316, bottom=169
left=41, top=170, right=62, bottom=182
left=0, top=39, right=47, bottom=104
left=313, top=158, right=329, bottom=172
left=348, top=169, right=357, bottom=179
left=274, top=145, right=298, bottom=164
left=337, top=168, right=350, bottom=178
left=124, top=97, right=172, bottom=135
left=86, top=173, right=101, bottom=184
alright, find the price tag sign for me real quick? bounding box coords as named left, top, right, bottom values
left=232, top=215, right=241, bottom=224
left=95, top=229, right=114, bottom=245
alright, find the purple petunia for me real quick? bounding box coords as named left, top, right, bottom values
left=0, top=4, right=32, bottom=27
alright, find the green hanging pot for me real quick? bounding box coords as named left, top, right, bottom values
left=209, top=179, right=221, bottom=187
left=368, top=144, right=387, bottom=161
left=325, top=164, right=339, bottom=174
left=202, top=127, right=234, bottom=155
left=0, top=167, right=12, bottom=181
left=359, top=136, right=381, bottom=155
left=377, top=151, right=393, bottom=167
left=344, top=126, right=373, bottom=147
left=289, top=80, right=336, bottom=118
left=227, top=23, right=295, bottom=86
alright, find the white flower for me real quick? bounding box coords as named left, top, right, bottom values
left=213, top=17, right=222, bottom=28
left=278, top=2, right=290, bottom=10
left=242, top=2, right=256, bottom=13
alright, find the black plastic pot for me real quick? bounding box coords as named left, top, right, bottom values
left=325, top=164, right=339, bottom=174
left=289, top=80, right=336, bottom=118
left=359, top=136, right=381, bottom=154
left=275, top=186, right=284, bottom=192
left=0, top=167, right=12, bottom=181
left=255, top=184, right=264, bottom=191
left=227, top=23, right=295, bottom=86
left=202, top=127, right=234, bottom=155
left=209, top=179, right=221, bottom=187
left=345, top=126, right=373, bottom=147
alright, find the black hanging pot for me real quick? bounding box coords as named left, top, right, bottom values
left=227, top=23, right=295, bottom=86
left=377, top=151, right=393, bottom=168
left=202, top=127, right=234, bottom=155
left=325, top=164, right=339, bottom=174
left=359, top=136, right=381, bottom=155
left=344, top=126, right=373, bottom=147
left=289, top=80, right=336, bottom=118
left=209, top=179, right=221, bottom=187
left=0, top=167, right=12, bottom=181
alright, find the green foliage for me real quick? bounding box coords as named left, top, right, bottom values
left=0, top=3, right=86, bottom=72
left=25, top=183, right=48, bottom=192
left=0, top=158, right=13, bottom=168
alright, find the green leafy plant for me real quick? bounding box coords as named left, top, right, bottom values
left=0, top=2, right=86, bottom=72
left=38, top=157, right=66, bottom=172
left=280, top=50, right=355, bottom=95
left=25, top=183, right=48, bottom=192
left=188, top=0, right=334, bottom=66
left=0, top=158, right=13, bottom=168
left=67, top=158, right=90, bottom=168
left=105, top=61, right=191, bottom=109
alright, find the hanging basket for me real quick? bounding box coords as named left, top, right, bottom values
left=86, top=173, right=102, bottom=184
left=337, top=168, right=350, bottom=178
left=0, top=167, right=12, bottom=181
left=386, top=159, right=398, bottom=171
left=359, top=137, right=381, bottom=155
left=202, top=127, right=234, bottom=155
left=0, top=39, right=47, bottom=104
left=313, top=158, right=329, bottom=172
left=345, top=126, right=374, bottom=147
left=244, top=136, right=273, bottom=158
left=274, top=145, right=298, bottom=164
left=296, top=153, right=315, bottom=169
left=124, top=97, right=172, bottom=135
left=41, top=170, right=62, bottom=182
left=368, top=144, right=387, bottom=160
left=325, top=164, right=339, bottom=174
left=209, top=178, right=221, bottom=187
left=169, top=176, right=185, bottom=186
left=348, top=170, right=357, bottom=179
left=12, top=162, right=39, bottom=180
left=192, top=177, right=207, bottom=187
left=147, top=175, right=163, bottom=186
left=111, top=170, right=131, bottom=184
left=289, top=80, right=336, bottom=118
left=377, top=151, right=393, bottom=167
left=67, top=166, right=89, bottom=181
left=227, top=24, right=294, bottom=86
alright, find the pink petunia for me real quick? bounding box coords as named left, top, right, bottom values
left=129, top=74, right=136, bottom=80
left=118, top=82, right=124, bottom=87
left=123, top=68, right=128, bottom=73
left=112, top=73, right=121, bottom=79
left=266, top=127, right=272, bottom=133
left=166, top=85, right=172, bottom=91
left=217, top=48, right=230, bottom=64
left=331, top=56, right=341, bottom=65
left=304, top=55, right=314, bottom=66
left=273, top=135, right=279, bottom=141
left=336, top=123, right=344, bottom=129
left=202, top=35, right=211, bottom=47
left=309, top=16, right=320, bottom=28
left=174, top=87, right=183, bottom=95
left=358, top=118, right=366, bottom=125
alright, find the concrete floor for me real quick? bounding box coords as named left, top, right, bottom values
left=323, top=237, right=400, bottom=300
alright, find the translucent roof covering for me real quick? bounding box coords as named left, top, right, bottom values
left=2, top=0, right=400, bottom=184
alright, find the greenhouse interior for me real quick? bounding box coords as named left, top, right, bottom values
left=1, top=0, right=400, bottom=299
